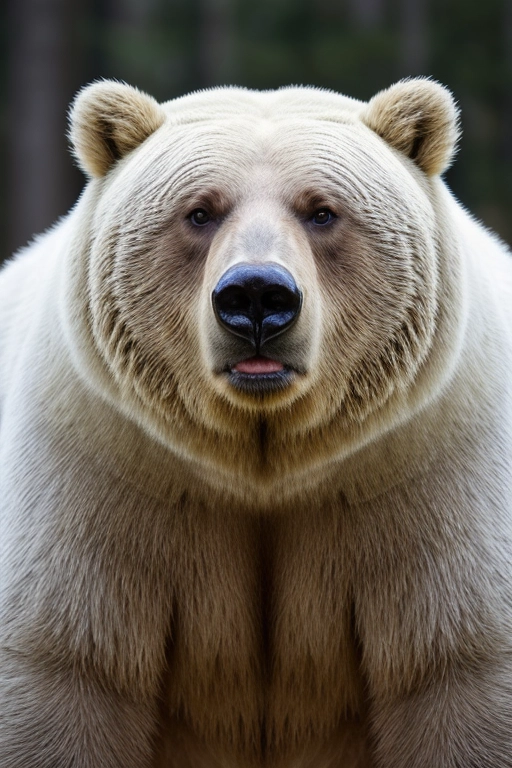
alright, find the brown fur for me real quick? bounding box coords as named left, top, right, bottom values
left=0, top=79, right=511, bottom=767
left=69, top=81, right=165, bottom=177
left=363, top=78, right=460, bottom=175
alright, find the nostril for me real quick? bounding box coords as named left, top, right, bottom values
left=261, top=289, right=291, bottom=313
left=219, top=287, right=252, bottom=313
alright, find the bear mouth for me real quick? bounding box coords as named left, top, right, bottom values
left=227, top=356, right=295, bottom=394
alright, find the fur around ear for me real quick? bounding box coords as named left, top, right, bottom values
left=69, top=81, right=166, bottom=178
left=362, top=78, right=460, bottom=176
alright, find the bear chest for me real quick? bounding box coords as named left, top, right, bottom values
left=165, top=508, right=364, bottom=754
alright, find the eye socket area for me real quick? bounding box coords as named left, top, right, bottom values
left=310, top=208, right=336, bottom=227
left=189, top=208, right=212, bottom=227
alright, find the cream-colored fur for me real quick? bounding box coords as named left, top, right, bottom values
left=1, top=79, right=511, bottom=768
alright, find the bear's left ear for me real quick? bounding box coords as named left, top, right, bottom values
left=362, top=78, right=460, bottom=176
left=69, top=81, right=166, bottom=178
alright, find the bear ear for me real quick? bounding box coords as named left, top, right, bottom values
left=69, top=81, right=166, bottom=178
left=362, top=78, right=460, bottom=176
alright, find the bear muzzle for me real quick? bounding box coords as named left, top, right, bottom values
left=211, top=262, right=303, bottom=394
left=212, top=262, right=302, bottom=349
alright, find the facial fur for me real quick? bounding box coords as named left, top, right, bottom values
left=77, top=105, right=438, bottom=494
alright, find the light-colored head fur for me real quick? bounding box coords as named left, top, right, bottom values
left=63, top=79, right=463, bottom=505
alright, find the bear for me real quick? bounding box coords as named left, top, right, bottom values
left=0, top=76, right=511, bottom=768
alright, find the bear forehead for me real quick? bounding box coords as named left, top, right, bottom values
left=153, top=117, right=377, bottom=169
left=135, top=110, right=403, bottom=200
left=162, top=85, right=364, bottom=125
left=152, top=88, right=372, bottom=181
left=136, top=87, right=412, bottom=196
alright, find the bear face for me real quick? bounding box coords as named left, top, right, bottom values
left=66, top=80, right=460, bottom=505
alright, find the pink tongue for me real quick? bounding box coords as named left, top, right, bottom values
left=233, top=357, right=284, bottom=374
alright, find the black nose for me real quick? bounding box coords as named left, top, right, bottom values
left=212, top=263, right=302, bottom=349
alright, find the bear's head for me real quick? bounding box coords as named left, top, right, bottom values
left=66, top=79, right=461, bottom=502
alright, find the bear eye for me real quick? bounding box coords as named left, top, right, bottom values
left=189, top=208, right=211, bottom=227
left=311, top=208, right=335, bottom=226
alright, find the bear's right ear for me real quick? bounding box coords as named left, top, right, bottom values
left=69, top=81, right=166, bottom=178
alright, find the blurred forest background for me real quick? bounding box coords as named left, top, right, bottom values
left=2, top=0, right=512, bottom=263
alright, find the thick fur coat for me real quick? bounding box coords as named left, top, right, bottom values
left=0, top=79, right=511, bottom=767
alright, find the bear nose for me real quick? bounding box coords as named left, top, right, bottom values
left=212, top=263, right=302, bottom=349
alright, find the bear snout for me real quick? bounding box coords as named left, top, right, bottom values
left=212, top=262, right=302, bottom=351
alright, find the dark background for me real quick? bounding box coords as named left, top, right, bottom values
left=2, top=0, right=512, bottom=263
